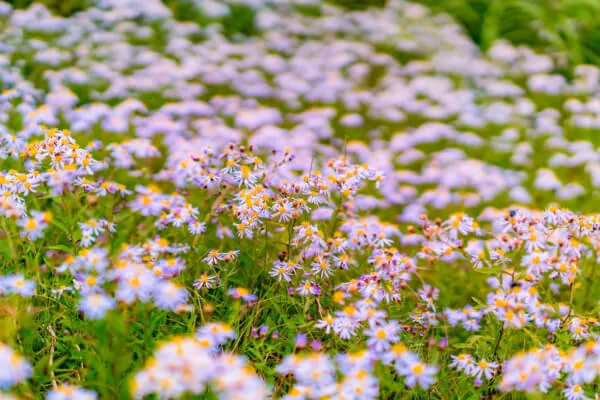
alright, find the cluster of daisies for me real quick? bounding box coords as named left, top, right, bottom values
left=4, top=0, right=600, bottom=399
left=132, top=323, right=267, bottom=399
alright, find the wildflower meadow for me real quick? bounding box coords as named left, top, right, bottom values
left=3, top=0, right=600, bottom=399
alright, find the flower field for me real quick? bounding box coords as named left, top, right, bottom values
left=3, top=0, right=600, bottom=399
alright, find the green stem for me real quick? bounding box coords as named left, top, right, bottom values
left=1, top=218, right=16, bottom=261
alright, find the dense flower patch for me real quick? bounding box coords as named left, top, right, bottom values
left=3, top=0, right=600, bottom=399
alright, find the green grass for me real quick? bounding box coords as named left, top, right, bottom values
left=415, top=0, right=600, bottom=69
left=5, top=0, right=89, bottom=16
left=327, top=0, right=387, bottom=9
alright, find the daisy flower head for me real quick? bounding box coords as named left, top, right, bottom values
left=153, top=281, right=189, bottom=311
left=46, top=384, right=98, bottom=400
left=396, top=358, right=438, bottom=389
left=364, top=320, right=401, bottom=352
left=228, top=287, right=257, bottom=303
left=194, top=273, right=218, bottom=289
left=0, top=274, right=35, bottom=297
left=563, top=384, right=589, bottom=400
left=79, top=293, right=116, bottom=320
left=0, top=343, right=32, bottom=389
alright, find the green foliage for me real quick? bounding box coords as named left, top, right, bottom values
left=415, top=0, right=490, bottom=45
left=162, top=0, right=257, bottom=39
left=162, top=0, right=209, bottom=25
left=6, top=0, right=89, bottom=16
left=327, top=0, right=387, bottom=10
left=415, top=0, right=600, bottom=69
left=221, top=3, right=257, bottom=39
